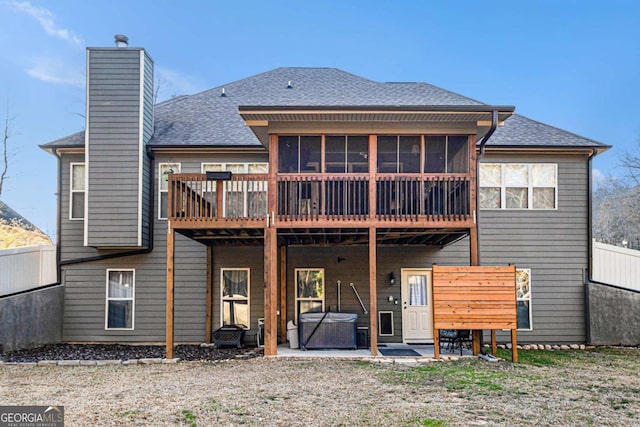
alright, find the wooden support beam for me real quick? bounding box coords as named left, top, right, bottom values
left=433, top=327, right=440, bottom=359
left=204, top=245, right=213, bottom=344
left=216, top=181, right=223, bottom=219
left=469, top=227, right=479, bottom=267
left=368, top=227, right=378, bottom=356
left=264, top=133, right=279, bottom=356
left=491, top=329, right=497, bottom=356
left=511, top=329, right=518, bottom=363
left=279, top=245, right=287, bottom=343
left=166, top=223, right=175, bottom=359
left=472, top=330, right=481, bottom=355
left=368, top=135, right=377, bottom=220
left=264, top=226, right=278, bottom=355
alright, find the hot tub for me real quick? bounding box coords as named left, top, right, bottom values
left=298, top=312, right=358, bottom=350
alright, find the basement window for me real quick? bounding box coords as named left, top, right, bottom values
left=221, top=268, right=250, bottom=329
left=516, top=268, right=532, bottom=330
left=105, top=269, right=135, bottom=330
left=295, top=268, right=325, bottom=320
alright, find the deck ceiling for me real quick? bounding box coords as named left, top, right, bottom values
left=176, top=227, right=469, bottom=247
left=239, top=105, right=515, bottom=145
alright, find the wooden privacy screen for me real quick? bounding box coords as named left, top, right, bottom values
left=432, top=265, right=517, bottom=330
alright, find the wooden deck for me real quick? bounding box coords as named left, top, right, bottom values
left=167, top=173, right=473, bottom=229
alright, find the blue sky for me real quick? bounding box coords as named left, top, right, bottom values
left=1, top=0, right=638, bottom=237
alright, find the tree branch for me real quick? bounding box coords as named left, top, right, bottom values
left=0, top=111, right=8, bottom=196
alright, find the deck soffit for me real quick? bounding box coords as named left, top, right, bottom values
left=239, top=106, right=515, bottom=145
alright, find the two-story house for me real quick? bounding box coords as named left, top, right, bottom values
left=41, top=38, right=608, bottom=358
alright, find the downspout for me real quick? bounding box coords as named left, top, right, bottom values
left=474, top=109, right=499, bottom=266
left=53, top=148, right=62, bottom=284
left=59, top=147, right=155, bottom=266
left=585, top=147, right=598, bottom=344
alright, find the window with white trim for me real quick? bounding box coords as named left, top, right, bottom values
left=295, top=268, right=325, bottom=320
left=201, top=162, right=268, bottom=218
left=70, top=163, right=85, bottom=220
left=516, top=268, right=532, bottom=330
left=221, top=268, right=250, bottom=328
left=158, top=163, right=181, bottom=219
left=106, top=269, right=135, bottom=330
left=479, top=163, right=557, bottom=209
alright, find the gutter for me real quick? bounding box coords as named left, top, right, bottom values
left=58, top=146, right=155, bottom=267
left=474, top=109, right=499, bottom=266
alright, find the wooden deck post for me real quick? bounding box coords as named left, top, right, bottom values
left=264, top=226, right=278, bottom=355
left=511, top=329, right=518, bottom=363
left=279, top=245, right=287, bottom=343
left=472, top=330, right=482, bottom=355
left=166, top=223, right=175, bottom=359
left=368, top=227, right=378, bottom=356
left=433, top=328, right=440, bottom=359
left=204, top=245, right=213, bottom=344
left=491, top=329, right=497, bottom=356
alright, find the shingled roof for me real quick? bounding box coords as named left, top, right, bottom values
left=41, top=67, right=607, bottom=150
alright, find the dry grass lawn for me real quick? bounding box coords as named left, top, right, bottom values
left=1, top=347, right=639, bottom=426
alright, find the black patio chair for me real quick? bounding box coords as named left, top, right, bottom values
left=439, top=329, right=472, bottom=356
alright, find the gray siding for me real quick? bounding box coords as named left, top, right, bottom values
left=60, top=152, right=267, bottom=342
left=59, top=150, right=590, bottom=345
left=86, top=48, right=153, bottom=247
left=476, top=153, right=590, bottom=344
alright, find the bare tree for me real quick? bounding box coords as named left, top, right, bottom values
left=620, top=141, right=640, bottom=185
left=0, top=110, right=8, bottom=196
left=593, top=171, right=640, bottom=249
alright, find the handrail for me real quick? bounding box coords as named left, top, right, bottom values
left=168, top=173, right=471, bottom=224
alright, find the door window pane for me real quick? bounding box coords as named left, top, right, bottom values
left=408, top=274, right=427, bottom=306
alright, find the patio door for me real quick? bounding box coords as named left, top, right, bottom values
left=401, top=269, right=434, bottom=343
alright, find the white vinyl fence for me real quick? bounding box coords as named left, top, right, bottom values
left=0, top=245, right=57, bottom=296
left=592, top=240, right=640, bottom=291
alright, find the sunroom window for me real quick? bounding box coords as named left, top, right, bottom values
left=424, top=136, right=469, bottom=173
left=278, top=136, right=321, bottom=173
left=325, top=135, right=369, bottom=173
left=377, top=136, right=420, bottom=173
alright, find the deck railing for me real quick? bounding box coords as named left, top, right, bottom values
left=169, top=173, right=470, bottom=224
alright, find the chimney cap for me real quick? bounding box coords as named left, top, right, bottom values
left=114, top=34, right=129, bottom=47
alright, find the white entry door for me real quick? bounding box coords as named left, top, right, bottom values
left=401, top=269, right=434, bottom=343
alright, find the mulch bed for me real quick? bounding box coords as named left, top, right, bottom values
left=0, top=344, right=263, bottom=363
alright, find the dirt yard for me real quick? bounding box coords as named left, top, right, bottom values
left=2, top=347, right=639, bottom=426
